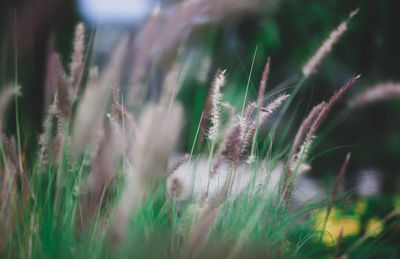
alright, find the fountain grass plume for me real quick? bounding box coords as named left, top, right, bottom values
left=349, top=83, right=400, bottom=107
left=208, top=69, right=227, bottom=142
left=282, top=75, right=359, bottom=207
left=306, top=75, right=360, bottom=142
left=244, top=94, right=289, bottom=162
left=291, top=102, right=326, bottom=156
left=198, top=70, right=227, bottom=151
left=72, top=37, right=128, bottom=156
left=69, top=23, right=85, bottom=101
left=302, top=9, right=358, bottom=77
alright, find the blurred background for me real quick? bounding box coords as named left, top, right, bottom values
left=1, top=0, right=400, bottom=214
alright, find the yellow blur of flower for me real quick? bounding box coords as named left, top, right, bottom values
left=365, top=218, right=384, bottom=237
left=394, top=196, right=400, bottom=209
left=313, top=208, right=360, bottom=246
left=354, top=200, right=367, bottom=215
left=313, top=200, right=388, bottom=246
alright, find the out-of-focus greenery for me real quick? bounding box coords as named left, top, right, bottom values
left=0, top=0, right=78, bottom=166
left=2, top=1, right=400, bottom=177
left=178, top=0, right=400, bottom=190
left=1, top=1, right=400, bottom=257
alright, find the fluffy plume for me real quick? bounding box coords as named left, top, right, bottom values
left=211, top=120, right=240, bottom=175
left=282, top=76, right=359, bottom=206
left=160, top=62, right=182, bottom=106
left=183, top=203, right=220, bottom=258
left=291, top=102, right=326, bottom=155
left=77, top=123, right=123, bottom=231
left=72, top=37, right=128, bottom=155
left=118, top=104, right=138, bottom=140
left=198, top=69, right=227, bottom=150
left=44, top=44, right=58, bottom=109
left=302, top=10, right=358, bottom=76
left=168, top=154, right=189, bottom=177
left=241, top=94, right=289, bottom=159
left=37, top=89, right=69, bottom=169
left=306, top=75, right=360, bottom=142
left=259, top=94, right=290, bottom=117
left=239, top=101, right=256, bottom=131
left=107, top=88, right=136, bottom=165
left=110, top=74, right=138, bottom=144
left=224, top=124, right=242, bottom=168
left=51, top=53, right=71, bottom=119
left=212, top=94, right=287, bottom=171
left=289, top=140, right=312, bottom=175
left=248, top=57, right=271, bottom=163
left=112, top=103, right=183, bottom=242
left=282, top=102, right=326, bottom=199
left=281, top=140, right=312, bottom=207
left=71, top=77, right=104, bottom=155
left=131, top=103, right=183, bottom=187
left=128, top=0, right=274, bottom=105
left=69, top=23, right=85, bottom=101
left=49, top=103, right=67, bottom=165
left=38, top=96, right=59, bottom=168
left=257, top=57, right=271, bottom=106
left=208, top=70, right=227, bottom=142
left=349, top=83, right=400, bottom=107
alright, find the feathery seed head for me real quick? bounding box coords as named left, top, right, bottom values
left=225, top=124, right=242, bottom=168
left=112, top=103, right=183, bottom=242
left=349, top=8, right=359, bottom=18
left=258, top=57, right=270, bottom=105
left=259, top=94, right=289, bottom=117
left=349, top=83, right=400, bottom=108
left=292, top=101, right=326, bottom=155
left=302, top=21, right=347, bottom=76
left=72, top=38, right=128, bottom=156
left=306, top=75, right=360, bottom=142
left=302, top=10, right=358, bottom=76
left=70, top=22, right=85, bottom=100
left=208, top=69, right=227, bottom=142
left=168, top=154, right=189, bottom=177
left=239, top=101, right=256, bottom=131
left=198, top=69, right=226, bottom=149
left=241, top=94, right=289, bottom=160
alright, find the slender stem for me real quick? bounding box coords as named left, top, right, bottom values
left=241, top=46, right=258, bottom=117
left=189, top=112, right=203, bottom=163
left=206, top=142, right=215, bottom=194
left=345, top=207, right=400, bottom=257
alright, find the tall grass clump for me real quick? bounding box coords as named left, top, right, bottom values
left=0, top=9, right=399, bottom=259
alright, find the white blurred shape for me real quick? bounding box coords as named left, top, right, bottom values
left=357, top=169, right=381, bottom=196
left=78, top=0, right=155, bottom=24
left=292, top=176, right=326, bottom=204
left=166, top=158, right=284, bottom=204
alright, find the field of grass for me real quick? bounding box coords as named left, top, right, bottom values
left=0, top=5, right=400, bottom=259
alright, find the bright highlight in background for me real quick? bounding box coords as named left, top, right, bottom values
left=78, top=0, right=155, bottom=24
